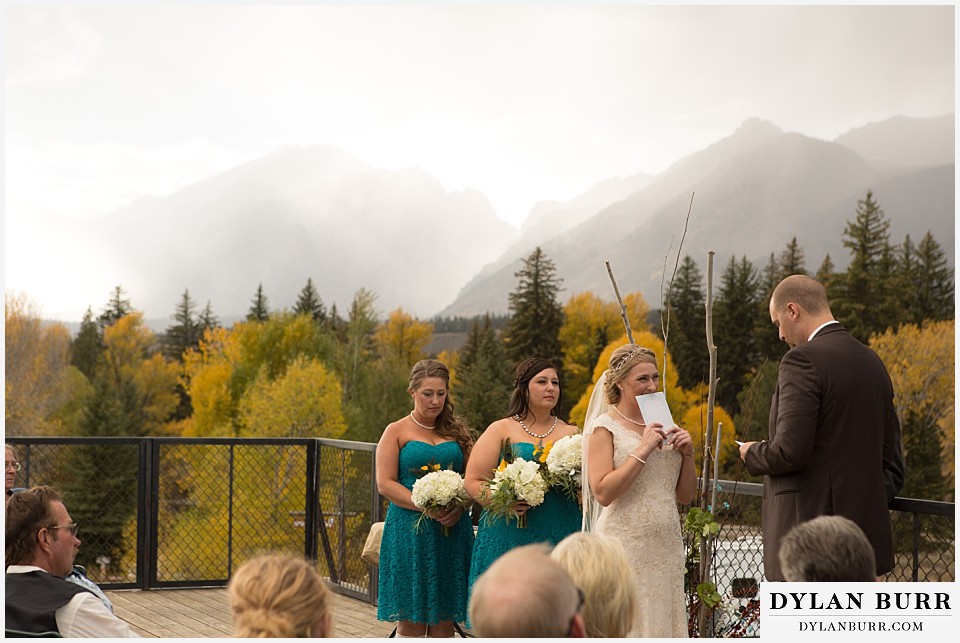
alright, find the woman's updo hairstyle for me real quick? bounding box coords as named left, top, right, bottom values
left=229, top=554, right=332, bottom=638
left=603, top=344, right=657, bottom=405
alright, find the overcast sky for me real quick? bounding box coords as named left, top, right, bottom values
left=4, top=2, right=956, bottom=317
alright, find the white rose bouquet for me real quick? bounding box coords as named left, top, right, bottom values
left=411, top=468, right=471, bottom=536
left=542, top=433, right=583, bottom=503
left=481, top=456, right=549, bottom=528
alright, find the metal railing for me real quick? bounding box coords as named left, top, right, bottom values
left=7, top=437, right=954, bottom=616
left=8, top=437, right=382, bottom=602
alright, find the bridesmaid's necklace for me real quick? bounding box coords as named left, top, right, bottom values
left=409, top=412, right=436, bottom=430
left=614, top=406, right=646, bottom=428
left=514, top=414, right=558, bottom=444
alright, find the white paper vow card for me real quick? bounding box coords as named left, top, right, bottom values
left=636, top=392, right=676, bottom=442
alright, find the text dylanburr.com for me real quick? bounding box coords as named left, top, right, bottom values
left=760, top=582, right=956, bottom=639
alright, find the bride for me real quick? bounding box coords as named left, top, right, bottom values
left=582, top=343, right=697, bottom=638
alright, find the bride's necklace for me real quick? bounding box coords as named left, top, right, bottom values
left=614, top=406, right=646, bottom=428
left=409, top=412, right=436, bottom=430
left=514, top=414, right=558, bottom=442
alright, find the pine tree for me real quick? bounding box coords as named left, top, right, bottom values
left=197, top=300, right=220, bottom=335
left=61, top=375, right=140, bottom=571
left=457, top=315, right=511, bottom=433
left=294, top=277, right=327, bottom=324
left=71, top=307, right=103, bottom=380
left=501, top=247, right=564, bottom=367
left=833, top=190, right=894, bottom=341
left=665, top=255, right=707, bottom=390
left=163, top=289, right=201, bottom=362
left=754, top=254, right=784, bottom=362
left=778, top=237, right=807, bottom=278
left=816, top=254, right=836, bottom=285
left=247, top=284, right=270, bottom=322
left=713, top=256, right=761, bottom=415
left=914, top=231, right=954, bottom=322
left=98, top=285, right=133, bottom=329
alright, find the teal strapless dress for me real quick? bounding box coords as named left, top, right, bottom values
left=467, top=441, right=582, bottom=598
left=377, top=441, right=474, bottom=625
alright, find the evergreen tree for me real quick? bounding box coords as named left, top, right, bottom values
left=457, top=315, right=511, bottom=433
left=713, top=256, right=761, bottom=416
left=328, top=304, right=348, bottom=343
left=754, top=254, right=784, bottom=362
left=778, top=237, right=807, bottom=278
left=71, top=307, right=103, bottom=380
left=61, top=375, right=140, bottom=571
left=98, top=285, right=132, bottom=329
left=913, top=231, right=954, bottom=322
left=197, top=300, right=220, bottom=335
left=163, top=289, right=201, bottom=362
left=833, top=190, right=894, bottom=341
left=501, top=247, right=564, bottom=367
left=247, top=284, right=270, bottom=322
left=901, top=410, right=948, bottom=500
left=665, top=255, right=707, bottom=390
left=294, top=277, right=327, bottom=324
left=816, top=254, right=836, bottom=286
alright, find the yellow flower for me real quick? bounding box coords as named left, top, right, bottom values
left=498, top=459, right=509, bottom=472
left=421, top=465, right=428, bottom=471
left=537, top=441, right=554, bottom=464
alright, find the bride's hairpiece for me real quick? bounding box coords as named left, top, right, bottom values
left=611, top=345, right=654, bottom=375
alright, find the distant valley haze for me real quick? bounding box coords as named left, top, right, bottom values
left=7, top=114, right=954, bottom=325
left=4, top=4, right=954, bottom=326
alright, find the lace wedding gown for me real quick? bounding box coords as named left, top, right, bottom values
left=590, top=414, right=688, bottom=638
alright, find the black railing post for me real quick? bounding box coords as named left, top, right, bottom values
left=228, top=444, right=235, bottom=579
left=338, top=449, right=348, bottom=582
left=305, top=440, right=320, bottom=562
left=912, top=512, right=921, bottom=582
left=140, top=438, right=158, bottom=590
left=370, top=443, right=381, bottom=606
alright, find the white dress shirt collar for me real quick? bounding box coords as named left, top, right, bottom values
left=808, top=320, right=840, bottom=342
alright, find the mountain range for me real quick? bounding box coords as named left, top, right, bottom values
left=440, top=114, right=954, bottom=316
left=19, top=114, right=954, bottom=323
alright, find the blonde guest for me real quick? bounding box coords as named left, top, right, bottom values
left=228, top=554, right=333, bottom=638
left=551, top=532, right=637, bottom=638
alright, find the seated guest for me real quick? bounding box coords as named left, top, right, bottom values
left=469, top=544, right=586, bottom=638
left=551, top=532, right=637, bottom=637
left=779, top=515, right=878, bottom=582
left=6, top=445, right=115, bottom=612
left=5, top=444, right=26, bottom=503
left=5, top=486, right=138, bottom=637
left=229, top=554, right=334, bottom=638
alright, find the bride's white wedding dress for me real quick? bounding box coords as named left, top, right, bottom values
left=588, top=413, right=688, bottom=638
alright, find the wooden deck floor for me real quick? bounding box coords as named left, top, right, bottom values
left=105, top=587, right=395, bottom=638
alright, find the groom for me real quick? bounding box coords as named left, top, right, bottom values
left=738, top=274, right=904, bottom=581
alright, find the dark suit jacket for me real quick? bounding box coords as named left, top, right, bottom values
left=744, top=323, right=904, bottom=580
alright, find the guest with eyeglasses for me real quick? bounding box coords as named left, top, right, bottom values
left=5, top=485, right=138, bottom=637
left=468, top=543, right=586, bottom=638
left=5, top=444, right=26, bottom=503
left=5, top=445, right=115, bottom=613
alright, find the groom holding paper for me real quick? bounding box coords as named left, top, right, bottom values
left=738, top=274, right=904, bottom=581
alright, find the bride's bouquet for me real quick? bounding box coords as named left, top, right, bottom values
left=481, top=457, right=548, bottom=528
left=411, top=468, right=471, bottom=536
left=541, top=433, right=583, bottom=503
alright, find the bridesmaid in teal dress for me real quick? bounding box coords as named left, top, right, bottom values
left=376, top=360, right=475, bottom=637
left=465, top=357, right=582, bottom=601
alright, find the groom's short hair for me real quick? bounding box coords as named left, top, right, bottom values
left=469, top=543, right=581, bottom=637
